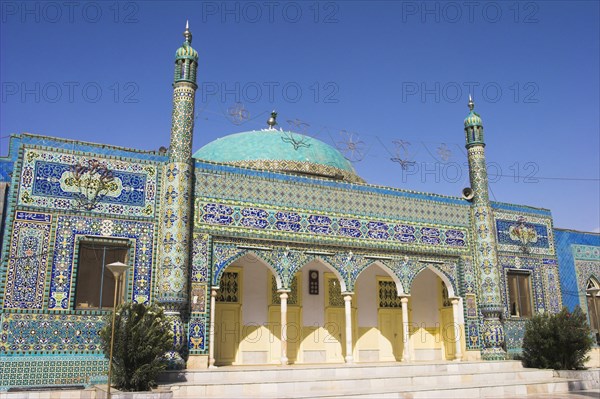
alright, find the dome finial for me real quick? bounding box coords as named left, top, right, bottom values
left=267, top=110, right=278, bottom=129
left=183, top=20, right=192, bottom=44
left=468, top=94, right=474, bottom=111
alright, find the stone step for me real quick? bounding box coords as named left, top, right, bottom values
left=164, top=369, right=554, bottom=393
left=316, top=379, right=580, bottom=399
left=158, top=361, right=576, bottom=399
left=159, top=360, right=525, bottom=384
left=166, top=377, right=581, bottom=399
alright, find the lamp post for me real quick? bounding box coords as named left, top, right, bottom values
left=106, top=261, right=129, bottom=399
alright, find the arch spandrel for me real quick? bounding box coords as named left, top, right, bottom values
left=262, top=248, right=313, bottom=289
left=322, top=252, right=372, bottom=292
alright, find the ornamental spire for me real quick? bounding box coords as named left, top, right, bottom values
left=267, top=110, right=278, bottom=129
left=184, top=20, right=192, bottom=44
left=468, top=94, right=474, bottom=111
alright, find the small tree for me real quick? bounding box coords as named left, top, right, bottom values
left=522, top=306, right=594, bottom=370
left=99, top=302, right=173, bottom=391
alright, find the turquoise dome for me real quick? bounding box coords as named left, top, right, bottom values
left=193, top=130, right=363, bottom=183
left=176, top=43, right=198, bottom=60
left=464, top=111, right=482, bottom=127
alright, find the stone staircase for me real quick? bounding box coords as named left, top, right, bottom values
left=157, top=361, right=593, bottom=398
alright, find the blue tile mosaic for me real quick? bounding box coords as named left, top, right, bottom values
left=554, top=229, right=600, bottom=311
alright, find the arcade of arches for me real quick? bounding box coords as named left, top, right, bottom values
left=210, top=253, right=465, bottom=366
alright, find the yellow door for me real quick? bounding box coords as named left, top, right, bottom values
left=324, top=307, right=345, bottom=362
left=378, top=308, right=402, bottom=361
left=377, top=278, right=403, bottom=361
left=215, top=269, right=242, bottom=366
left=323, top=273, right=346, bottom=363
left=215, top=303, right=240, bottom=365
left=441, top=307, right=455, bottom=360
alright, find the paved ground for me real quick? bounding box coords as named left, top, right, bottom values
left=1, top=390, right=599, bottom=398
left=511, top=390, right=600, bottom=398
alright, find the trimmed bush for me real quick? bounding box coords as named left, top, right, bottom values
left=522, top=306, right=594, bottom=370
left=99, top=302, right=173, bottom=391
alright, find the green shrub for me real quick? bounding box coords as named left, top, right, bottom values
left=99, top=302, right=173, bottom=391
left=522, top=306, right=594, bottom=370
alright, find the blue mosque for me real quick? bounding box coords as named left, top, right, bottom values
left=0, top=24, right=598, bottom=390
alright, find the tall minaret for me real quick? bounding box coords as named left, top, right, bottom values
left=464, top=96, right=506, bottom=360
left=157, top=21, right=198, bottom=369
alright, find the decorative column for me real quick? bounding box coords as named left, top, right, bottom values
left=400, top=296, right=411, bottom=362
left=157, top=21, right=199, bottom=369
left=451, top=298, right=463, bottom=361
left=209, top=288, right=217, bottom=368
left=343, top=294, right=354, bottom=363
left=279, top=291, right=290, bottom=365
left=464, top=96, right=505, bottom=360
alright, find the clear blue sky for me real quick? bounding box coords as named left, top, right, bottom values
left=1, top=1, right=598, bottom=232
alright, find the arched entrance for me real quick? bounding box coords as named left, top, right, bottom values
left=409, top=267, right=462, bottom=361
left=354, top=262, right=405, bottom=362
left=295, top=258, right=348, bottom=364
left=213, top=252, right=281, bottom=365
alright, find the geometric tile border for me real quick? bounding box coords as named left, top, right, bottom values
left=0, top=354, right=107, bottom=390
left=196, top=197, right=470, bottom=254
left=1, top=313, right=104, bottom=354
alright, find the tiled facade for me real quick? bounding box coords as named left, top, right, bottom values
left=554, top=229, right=600, bottom=312
left=0, top=134, right=166, bottom=389
left=0, top=26, right=598, bottom=390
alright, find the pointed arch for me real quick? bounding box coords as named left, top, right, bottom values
left=586, top=275, right=600, bottom=291
left=356, top=260, right=405, bottom=295
left=212, top=246, right=245, bottom=287
left=413, top=264, right=457, bottom=297
left=585, top=275, right=600, bottom=335
left=579, top=268, right=600, bottom=293
left=212, top=247, right=280, bottom=288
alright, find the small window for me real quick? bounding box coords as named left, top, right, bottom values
left=378, top=280, right=402, bottom=308
left=507, top=270, right=533, bottom=318
left=442, top=281, right=452, bottom=308
left=216, top=271, right=240, bottom=303
left=74, top=240, right=129, bottom=310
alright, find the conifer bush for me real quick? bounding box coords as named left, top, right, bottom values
left=100, top=302, right=173, bottom=391
left=522, top=306, right=594, bottom=370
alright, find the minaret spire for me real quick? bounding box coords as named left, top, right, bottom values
left=464, top=99, right=506, bottom=360
left=184, top=20, right=192, bottom=43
